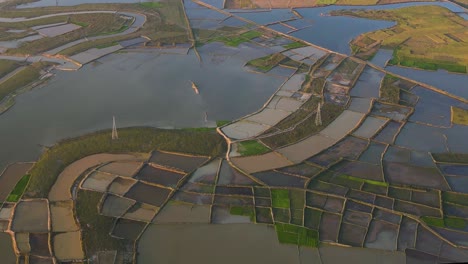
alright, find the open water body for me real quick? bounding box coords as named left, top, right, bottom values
left=0, top=48, right=283, bottom=171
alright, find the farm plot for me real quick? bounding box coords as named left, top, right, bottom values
left=352, top=116, right=388, bottom=139
left=11, top=200, right=48, bottom=232
left=50, top=200, right=78, bottom=232
left=371, top=102, right=412, bottom=122
left=125, top=182, right=171, bottom=207
left=100, top=194, right=135, bottom=218
left=327, top=58, right=365, bottom=86
left=364, top=220, right=398, bottom=251
left=154, top=203, right=211, bottom=224
left=111, top=218, right=146, bottom=240
left=135, top=164, right=185, bottom=188
left=107, top=177, right=137, bottom=196
left=373, top=121, right=403, bottom=144
left=122, top=202, right=159, bottom=222
left=81, top=171, right=117, bottom=192
left=98, top=161, right=142, bottom=177
left=308, top=136, right=368, bottom=167
left=0, top=163, right=33, bottom=201
left=230, top=152, right=293, bottom=174
left=211, top=205, right=253, bottom=224
left=252, top=170, right=307, bottom=188
left=53, top=231, right=85, bottom=261
left=350, top=66, right=385, bottom=98
left=149, top=151, right=209, bottom=173
left=188, top=158, right=221, bottom=184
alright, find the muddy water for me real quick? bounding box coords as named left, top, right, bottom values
left=0, top=49, right=283, bottom=171
left=138, top=223, right=405, bottom=264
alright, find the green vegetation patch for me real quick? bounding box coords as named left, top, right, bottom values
left=212, top=30, right=262, bottom=47
left=271, top=189, right=290, bottom=208
left=237, top=140, right=271, bottom=156
left=246, top=53, right=287, bottom=72
left=216, top=120, right=230, bottom=127
left=283, top=42, right=307, bottom=49
left=25, top=127, right=225, bottom=198
left=5, top=174, right=31, bottom=202
left=432, top=153, right=468, bottom=164
left=421, top=216, right=445, bottom=228
left=77, top=190, right=126, bottom=256
left=451, top=106, right=468, bottom=126
left=230, top=206, right=254, bottom=221
left=340, top=174, right=389, bottom=187
left=422, top=216, right=468, bottom=230
left=275, top=223, right=319, bottom=247
left=445, top=217, right=468, bottom=230
left=443, top=192, right=468, bottom=207
left=332, top=6, right=468, bottom=73
left=380, top=74, right=400, bottom=104
left=0, top=63, right=44, bottom=102
left=0, top=60, right=22, bottom=79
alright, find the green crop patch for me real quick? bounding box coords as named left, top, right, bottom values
left=275, top=223, right=319, bottom=247
left=212, top=30, right=262, bottom=47
left=216, top=120, right=230, bottom=127
left=451, top=106, right=468, bottom=126
left=230, top=206, right=254, bottom=221
left=271, top=189, right=290, bottom=208
left=339, top=174, right=389, bottom=187
left=445, top=217, right=468, bottom=230
left=443, top=192, right=468, bottom=207
left=421, top=216, right=445, bottom=228
left=283, top=42, right=307, bottom=49
left=238, top=140, right=271, bottom=156
left=432, top=153, right=468, bottom=164
left=246, top=53, right=287, bottom=72
left=6, top=174, right=31, bottom=202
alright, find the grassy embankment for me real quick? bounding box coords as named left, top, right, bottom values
left=332, top=6, right=468, bottom=73
left=0, top=60, right=22, bottom=79
left=25, top=127, right=226, bottom=198
left=0, top=62, right=51, bottom=102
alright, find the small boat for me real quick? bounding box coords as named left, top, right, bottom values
left=190, top=81, right=199, bottom=94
